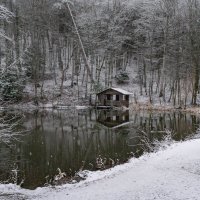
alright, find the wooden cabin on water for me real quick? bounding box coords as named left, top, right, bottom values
left=96, top=88, right=132, bottom=108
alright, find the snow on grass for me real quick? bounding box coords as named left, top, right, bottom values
left=0, top=138, right=200, bottom=200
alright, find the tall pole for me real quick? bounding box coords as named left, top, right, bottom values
left=65, top=1, right=94, bottom=83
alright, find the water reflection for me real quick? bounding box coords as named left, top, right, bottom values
left=97, top=110, right=129, bottom=128
left=0, top=110, right=199, bottom=189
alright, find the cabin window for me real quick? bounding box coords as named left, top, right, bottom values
left=113, top=95, right=119, bottom=101
left=107, top=94, right=111, bottom=100
left=116, top=95, right=119, bottom=101
left=125, top=115, right=129, bottom=121
left=107, top=117, right=111, bottom=122
left=116, top=116, right=120, bottom=121
left=125, top=95, right=129, bottom=101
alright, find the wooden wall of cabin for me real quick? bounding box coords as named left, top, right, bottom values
left=97, top=89, right=129, bottom=107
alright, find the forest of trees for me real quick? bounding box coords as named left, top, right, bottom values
left=1, top=0, right=200, bottom=107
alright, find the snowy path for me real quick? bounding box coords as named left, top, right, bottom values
left=0, top=139, right=200, bottom=200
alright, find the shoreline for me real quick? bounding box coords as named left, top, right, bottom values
left=1, top=100, right=200, bottom=115
left=130, top=102, right=200, bottom=115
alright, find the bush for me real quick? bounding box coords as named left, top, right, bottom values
left=115, top=70, right=129, bottom=84
left=22, top=45, right=45, bottom=80
left=0, top=68, right=25, bottom=101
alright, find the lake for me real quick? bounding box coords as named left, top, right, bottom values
left=0, top=109, right=199, bottom=189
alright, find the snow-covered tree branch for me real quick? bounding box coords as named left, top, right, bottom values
left=0, top=5, right=14, bottom=41
left=0, top=5, right=14, bottom=21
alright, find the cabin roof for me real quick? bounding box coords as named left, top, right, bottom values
left=97, top=87, right=133, bottom=95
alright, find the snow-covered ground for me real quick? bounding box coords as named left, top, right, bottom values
left=0, top=138, right=200, bottom=200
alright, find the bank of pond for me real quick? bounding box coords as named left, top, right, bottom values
left=0, top=109, right=199, bottom=189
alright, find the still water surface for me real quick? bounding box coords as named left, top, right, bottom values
left=0, top=109, right=199, bottom=189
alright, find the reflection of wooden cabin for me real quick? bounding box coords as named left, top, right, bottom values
left=96, top=88, right=132, bottom=108
left=97, top=110, right=129, bottom=128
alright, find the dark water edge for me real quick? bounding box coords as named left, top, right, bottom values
left=0, top=109, right=199, bottom=189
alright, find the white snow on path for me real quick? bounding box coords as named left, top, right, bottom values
left=0, top=139, right=200, bottom=200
